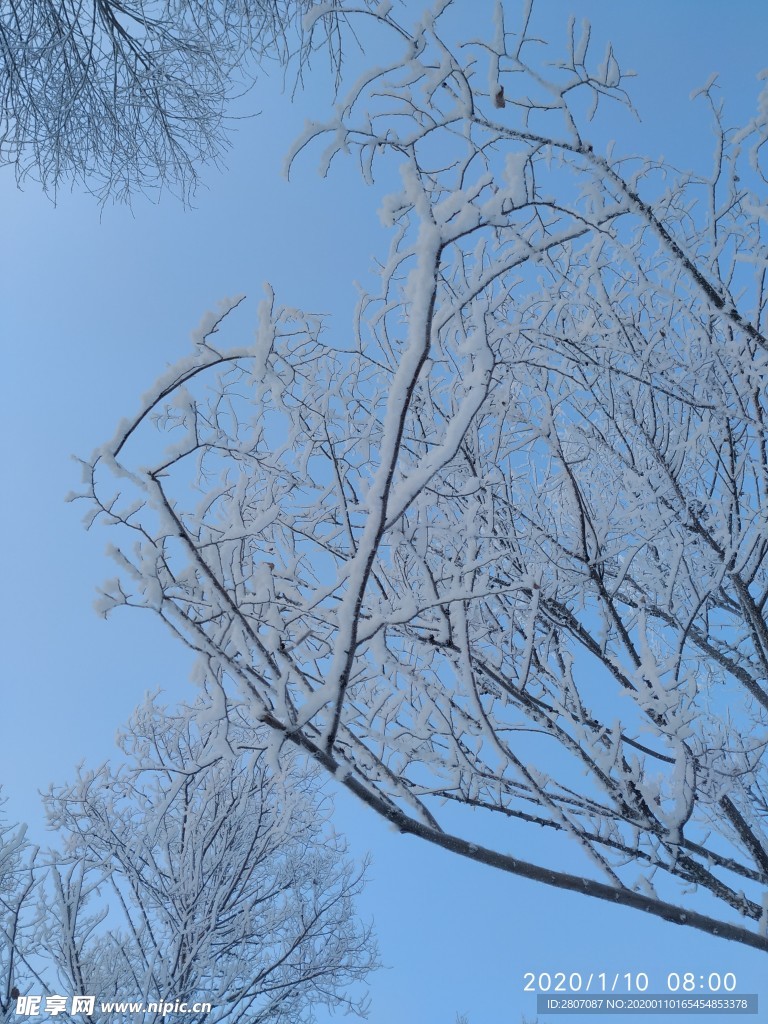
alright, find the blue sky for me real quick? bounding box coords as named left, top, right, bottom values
left=2, top=2, right=768, bottom=1021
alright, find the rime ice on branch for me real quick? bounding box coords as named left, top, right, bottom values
left=0, top=805, right=38, bottom=1023
left=79, top=1, right=768, bottom=949
left=1, top=0, right=351, bottom=202
left=41, top=696, right=377, bottom=1023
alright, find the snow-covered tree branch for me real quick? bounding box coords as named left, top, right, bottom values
left=0, top=803, right=39, bottom=1023
left=80, top=0, right=768, bottom=950
left=40, top=694, right=376, bottom=1023
left=0, top=0, right=349, bottom=202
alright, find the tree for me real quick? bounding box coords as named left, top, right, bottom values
left=0, top=0, right=345, bottom=202
left=0, top=801, right=39, bottom=1023
left=78, top=1, right=768, bottom=949
left=41, top=695, right=377, bottom=1023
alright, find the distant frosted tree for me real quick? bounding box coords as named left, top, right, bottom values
left=0, top=802, right=38, bottom=1024
left=80, top=1, right=768, bottom=950
left=41, top=696, right=376, bottom=1023
left=0, top=0, right=345, bottom=202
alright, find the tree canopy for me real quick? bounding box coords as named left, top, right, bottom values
left=0, top=0, right=344, bottom=201
left=41, top=695, right=376, bottom=1023
left=79, top=1, right=768, bottom=950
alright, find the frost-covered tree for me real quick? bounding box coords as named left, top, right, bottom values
left=0, top=0, right=345, bottom=202
left=78, top=1, right=768, bottom=949
left=41, top=696, right=376, bottom=1023
left=0, top=801, right=39, bottom=1023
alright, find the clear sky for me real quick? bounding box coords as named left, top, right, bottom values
left=2, top=2, right=768, bottom=1022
